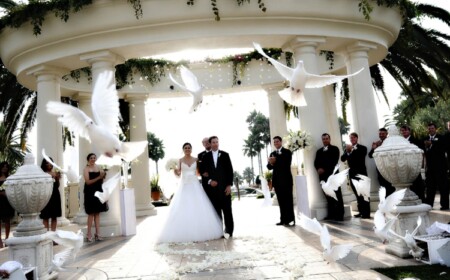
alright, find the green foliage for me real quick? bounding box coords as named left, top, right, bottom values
left=319, top=50, right=334, bottom=70
left=0, top=123, right=28, bottom=172
left=242, top=167, right=254, bottom=184
left=115, top=59, right=180, bottom=89
left=0, top=0, right=267, bottom=35
left=0, top=0, right=94, bottom=35
left=373, top=264, right=450, bottom=280
left=150, top=175, right=162, bottom=192
left=187, top=0, right=266, bottom=21
left=263, top=170, right=272, bottom=181
left=410, top=99, right=450, bottom=137
left=233, top=171, right=243, bottom=187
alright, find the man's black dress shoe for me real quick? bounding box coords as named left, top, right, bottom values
left=353, top=214, right=362, bottom=218
left=284, top=221, right=295, bottom=227
left=323, top=216, right=332, bottom=220
left=440, top=207, right=449, bottom=210
left=276, top=222, right=284, bottom=226
left=334, top=217, right=344, bottom=221
left=362, top=216, right=371, bottom=219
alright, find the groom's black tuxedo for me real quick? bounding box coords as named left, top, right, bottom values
left=197, top=150, right=210, bottom=193
left=202, top=149, right=234, bottom=236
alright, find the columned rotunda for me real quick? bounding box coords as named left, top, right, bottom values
left=0, top=0, right=402, bottom=234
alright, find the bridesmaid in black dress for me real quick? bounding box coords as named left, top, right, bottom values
left=0, top=162, right=14, bottom=248
left=83, top=153, right=108, bottom=242
left=39, top=157, right=62, bottom=232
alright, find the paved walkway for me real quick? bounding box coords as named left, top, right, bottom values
left=0, top=197, right=449, bottom=279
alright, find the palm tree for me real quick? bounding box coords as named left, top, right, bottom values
left=246, top=110, right=270, bottom=174
left=242, top=137, right=257, bottom=181
left=147, top=132, right=165, bottom=174
left=0, top=123, right=28, bottom=172
left=0, top=0, right=16, bottom=10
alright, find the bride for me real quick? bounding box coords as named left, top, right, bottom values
left=156, top=142, right=223, bottom=243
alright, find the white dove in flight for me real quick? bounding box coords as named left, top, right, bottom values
left=389, top=216, right=424, bottom=260
left=46, top=230, right=84, bottom=271
left=42, top=149, right=79, bottom=183
left=253, top=42, right=364, bottom=106
left=46, top=71, right=147, bottom=164
left=169, top=65, right=203, bottom=112
left=94, top=172, right=121, bottom=204
left=320, top=165, right=349, bottom=201
left=378, top=187, right=406, bottom=215
left=373, top=210, right=397, bottom=244
left=351, top=174, right=371, bottom=202
left=299, top=213, right=353, bottom=263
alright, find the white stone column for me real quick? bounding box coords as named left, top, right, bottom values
left=284, top=37, right=330, bottom=220
left=345, top=42, right=380, bottom=210
left=72, top=92, right=92, bottom=225
left=126, top=94, right=157, bottom=217
left=263, top=82, right=288, bottom=140
left=79, top=50, right=125, bottom=236
left=27, top=65, right=70, bottom=227
left=322, top=85, right=355, bottom=206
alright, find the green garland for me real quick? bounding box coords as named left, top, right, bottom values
left=63, top=48, right=292, bottom=88
left=319, top=50, right=335, bottom=70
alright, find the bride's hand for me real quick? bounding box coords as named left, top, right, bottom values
left=174, top=169, right=181, bottom=176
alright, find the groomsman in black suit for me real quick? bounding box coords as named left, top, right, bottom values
left=368, top=128, right=396, bottom=197
left=267, top=136, right=295, bottom=226
left=341, top=132, right=370, bottom=219
left=400, top=125, right=425, bottom=202
left=422, top=123, right=449, bottom=210
left=198, top=137, right=212, bottom=195
left=314, top=133, right=344, bottom=221
left=202, top=136, right=234, bottom=236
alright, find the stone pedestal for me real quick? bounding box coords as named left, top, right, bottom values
left=6, top=235, right=57, bottom=280
left=385, top=188, right=432, bottom=258
left=120, top=188, right=137, bottom=236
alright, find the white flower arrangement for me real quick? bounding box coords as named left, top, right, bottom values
left=283, top=130, right=313, bottom=152
left=165, top=158, right=179, bottom=172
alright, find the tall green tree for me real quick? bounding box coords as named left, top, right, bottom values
left=245, top=110, right=269, bottom=175
left=0, top=0, right=16, bottom=10
left=147, top=132, right=165, bottom=174
left=242, top=136, right=259, bottom=182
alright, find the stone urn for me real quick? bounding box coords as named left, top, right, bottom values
left=4, top=153, right=53, bottom=237
left=373, top=125, right=431, bottom=258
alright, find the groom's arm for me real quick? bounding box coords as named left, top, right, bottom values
left=223, top=152, right=234, bottom=187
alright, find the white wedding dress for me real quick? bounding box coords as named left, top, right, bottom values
left=156, top=161, right=223, bottom=243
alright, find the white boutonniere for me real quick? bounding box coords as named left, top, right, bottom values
left=352, top=145, right=357, bottom=151
left=218, top=152, right=221, bottom=157
left=433, top=138, right=438, bottom=141
left=323, top=146, right=328, bottom=152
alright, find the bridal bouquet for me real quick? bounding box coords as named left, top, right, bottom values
left=165, top=158, right=179, bottom=172
left=283, top=130, right=313, bottom=152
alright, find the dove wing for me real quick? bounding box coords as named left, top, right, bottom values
left=411, top=216, right=422, bottom=236
left=278, top=87, right=307, bottom=106
left=169, top=72, right=189, bottom=92
left=373, top=210, right=386, bottom=230
left=328, top=168, right=349, bottom=190
left=351, top=179, right=362, bottom=196
left=299, top=213, right=323, bottom=235
left=42, top=149, right=65, bottom=172
left=253, top=42, right=294, bottom=81
left=91, top=71, right=121, bottom=134
left=304, top=68, right=364, bottom=88
left=180, top=66, right=202, bottom=93
left=95, top=173, right=120, bottom=204
left=320, top=225, right=331, bottom=251
left=383, top=188, right=406, bottom=213
left=329, top=244, right=353, bottom=261
left=378, top=186, right=387, bottom=206
left=53, top=247, right=74, bottom=269
left=321, top=182, right=337, bottom=200
left=46, top=101, right=91, bottom=141
left=118, top=141, right=147, bottom=163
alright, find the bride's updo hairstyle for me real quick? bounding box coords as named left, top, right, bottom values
left=182, top=143, right=192, bottom=149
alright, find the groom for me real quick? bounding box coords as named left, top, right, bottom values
left=202, top=136, right=234, bottom=237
